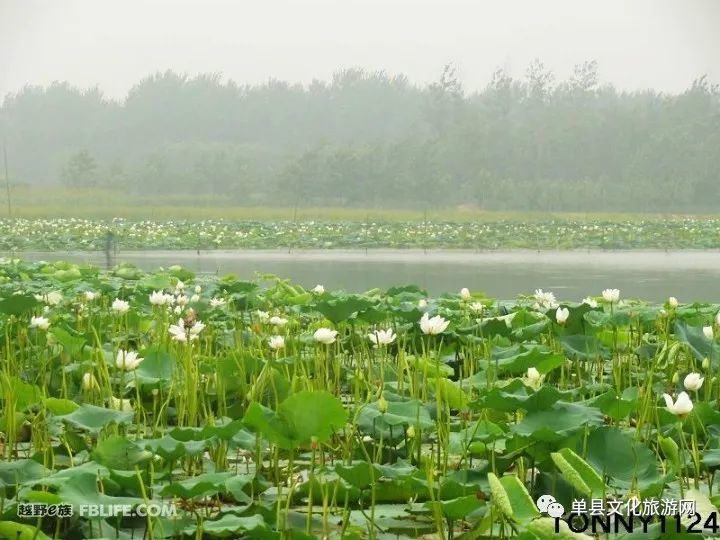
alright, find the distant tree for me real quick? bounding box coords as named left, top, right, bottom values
left=61, top=150, right=98, bottom=187
left=426, top=63, right=464, bottom=136
left=1, top=63, right=719, bottom=212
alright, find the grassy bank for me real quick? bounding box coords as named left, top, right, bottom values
left=2, top=186, right=715, bottom=222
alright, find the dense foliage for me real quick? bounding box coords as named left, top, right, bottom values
left=1, top=216, right=719, bottom=251
left=1, top=260, right=720, bottom=538
left=2, top=63, right=719, bottom=212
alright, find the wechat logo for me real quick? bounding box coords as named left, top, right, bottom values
left=536, top=495, right=565, bottom=518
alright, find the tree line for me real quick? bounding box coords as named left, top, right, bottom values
left=1, top=61, right=718, bottom=212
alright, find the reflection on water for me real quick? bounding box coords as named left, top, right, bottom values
left=9, top=249, right=720, bottom=302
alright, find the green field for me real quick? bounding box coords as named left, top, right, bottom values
left=0, top=186, right=712, bottom=222
left=0, top=258, right=718, bottom=538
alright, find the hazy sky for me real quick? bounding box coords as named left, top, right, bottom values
left=1, top=0, right=718, bottom=100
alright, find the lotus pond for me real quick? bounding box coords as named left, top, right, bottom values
left=4, top=259, right=720, bottom=539
left=3, top=216, right=720, bottom=251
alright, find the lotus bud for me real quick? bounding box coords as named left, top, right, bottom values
left=672, top=372, right=679, bottom=384
left=378, top=395, right=388, bottom=414
left=406, top=425, right=416, bottom=439
left=555, top=307, right=569, bottom=325
left=703, top=357, right=711, bottom=371
left=659, top=436, right=680, bottom=466
left=81, top=372, right=97, bottom=390
left=310, top=436, right=319, bottom=450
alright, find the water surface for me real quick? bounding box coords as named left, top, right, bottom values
left=10, top=249, right=720, bottom=302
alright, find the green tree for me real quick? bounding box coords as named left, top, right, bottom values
left=61, top=150, right=99, bottom=187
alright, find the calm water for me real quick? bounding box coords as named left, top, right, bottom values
left=10, top=249, right=720, bottom=302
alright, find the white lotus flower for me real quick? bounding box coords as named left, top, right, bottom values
left=314, top=327, right=338, bottom=344
left=663, top=392, right=693, bottom=416
left=176, top=295, right=189, bottom=307
left=268, top=335, right=285, bottom=350
left=582, top=297, right=598, bottom=308
left=555, top=307, right=570, bottom=324
left=194, top=285, right=202, bottom=294
left=368, top=328, right=397, bottom=347
left=469, top=302, right=484, bottom=314
left=190, top=294, right=200, bottom=303
left=684, top=372, right=704, bottom=391
left=115, top=349, right=143, bottom=371
left=169, top=319, right=188, bottom=342
left=210, top=297, right=226, bottom=308
left=189, top=321, right=205, bottom=336
left=175, top=280, right=185, bottom=291
left=419, top=312, right=449, bottom=335
left=668, top=297, right=679, bottom=308
left=112, top=298, right=130, bottom=314
left=312, top=284, right=325, bottom=294
left=418, top=299, right=428, bottom=308
left=169, top=318, right=203, bottom=342
left=173, top=305, right=182, bottom=315
left=524, top=367, right=545, bottom=389
left=84, top=291, right=98, bottom=302
left=460, top=287, right=471, bottom=300
left=29, top=316, right=50, bottom=330
left=149, top=291, right=167, bottom=305
left=110, top=396, right=134, bottom=412
left=45, top=291, right=63, bottom=306
left=704, top=326, right=714, bottom=340
left=533, top=289, right=558, bottom=309
left=81, top=372, right=97, bottom=390
left=255, top=310, right=270, bottom=322
left=269, top=316, right=288, bottom=327
left=602, top=289, right=620, bottom=303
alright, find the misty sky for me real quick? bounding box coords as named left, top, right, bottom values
left=1, top=0, right=719, bottom=100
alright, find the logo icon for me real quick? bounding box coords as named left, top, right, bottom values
left=536, top=495, right=565, bottom=518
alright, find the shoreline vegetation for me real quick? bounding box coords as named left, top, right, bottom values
left=0, top=196, right=719, bottom=251
left=4, top=187, right=720, bottom=222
